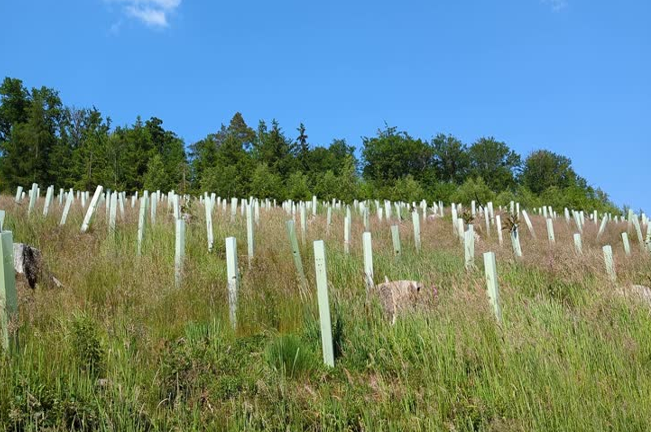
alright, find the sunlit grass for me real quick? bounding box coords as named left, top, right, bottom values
left=1, top=196, right=650, bottom=431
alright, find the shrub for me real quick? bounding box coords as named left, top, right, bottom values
left=450, top=177, right=494, bottom=205
left=69, top=314, right=105, bottom=377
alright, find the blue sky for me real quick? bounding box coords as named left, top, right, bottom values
left=1, top=0, right=649, bottom=211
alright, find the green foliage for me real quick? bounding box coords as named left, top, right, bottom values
left=514, top=185, right=542, bottom=209
left=521, top=149, right=576, bottom=194
left=264, top=334, right=316, bottom=378
left=451, top=177, right=495, bottom=205
left=69, top=314, right=105, bottom=377
left=252, top=119, right=296, bottom=179
left=250, top=163, right=285, bottom=200
left=0, top=76, right=621, bottom=214
left=296, top=122, right=310, bottom=172
left=200, top=164, right=241, bottom=197
left=495, top=189, right=517, bottom=208
left=337, top=155, right=360, bottom=202
left=314, top=170, right=339, bottom=201
left=0, top=77, right=30, bottom=142
left=143, top=154, right=169, bottom=192
left=428, top=181, right=457, bottom=203
left=361, top=124, right=433, bottom=186
left=0, top=196, right=649, bottom=430
left=1, top=85, right=63, bottom=188
left=540, top=184, right=620, bottom=214
left=468, top=137, right=521, bottom=192
left=432, top=133, right=469, bottom=183
left=390, top=174, right=425, bottom=203
left=286, top=171, right=311, bottom=201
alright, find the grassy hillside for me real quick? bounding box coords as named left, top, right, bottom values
left=1, top=195, right=650, bottom=431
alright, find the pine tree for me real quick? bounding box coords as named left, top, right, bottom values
left=143, top=154, right=170, bottom=192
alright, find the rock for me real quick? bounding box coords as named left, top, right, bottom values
left=13, top=243, right=43, bottom=289
left=13, top=243, right=63, bottom=289
left=375, top=278, right=437, bottom=324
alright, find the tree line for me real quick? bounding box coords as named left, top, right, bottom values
left=0, top=77, right=620, bottom=213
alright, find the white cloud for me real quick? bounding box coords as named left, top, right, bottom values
left=107, top=0, right=181, bottom=28
left=542, top=0, right=568, bottom=12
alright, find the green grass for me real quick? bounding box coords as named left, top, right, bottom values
left=1, top=196, right=651, bottom=431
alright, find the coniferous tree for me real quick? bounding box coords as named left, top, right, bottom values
left=296, top=122, right=310, bottom=172
left=0, top=77, right=623, bottom=214
left=143, top=154, right=170, bottom=192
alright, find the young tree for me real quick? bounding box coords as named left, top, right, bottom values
left=337, top=155, right=359, bottom=202
left=296, top=122, right=310, bottom=172
left=200, top=164, right=240, bottom=197
left=450, top=177, right=495, bottom=206
left=143, top=154, right=170, bottom=192
left=250, top=163, right=284, bottom=200
left=314, top=170, right=339, bottom=201
left=286, top=171, right=311, bottom=201
left=390, top=175, right=424, bottom=203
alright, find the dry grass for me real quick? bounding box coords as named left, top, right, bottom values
left=1, top=195, right=651, bottom=431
